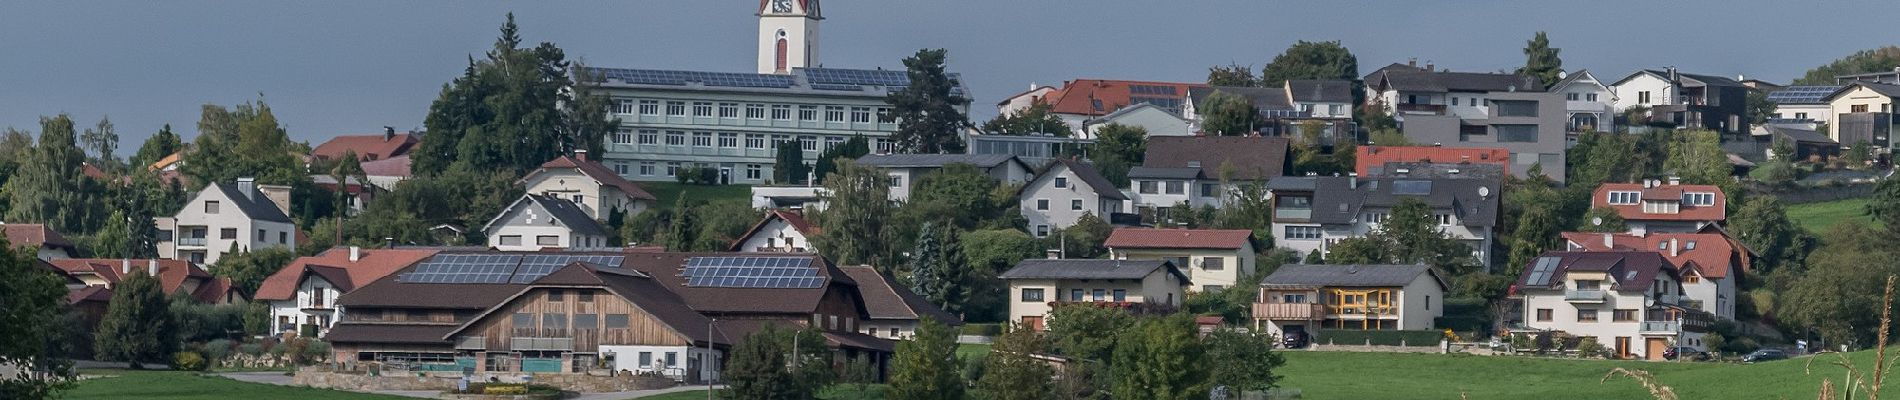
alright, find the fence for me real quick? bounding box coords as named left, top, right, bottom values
left=1316, top=329, right=1444, bottom=347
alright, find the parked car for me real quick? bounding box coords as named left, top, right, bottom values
left=1663, top=347, right=1708, bottom=361
left=1282, top=330, right=1309, bottom=349
left=1742, top=349, right=1788, bottom=363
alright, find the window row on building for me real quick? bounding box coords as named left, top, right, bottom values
left=611, top=98, right=894, bottom=124
left=610, top=129, right=896, bottom=154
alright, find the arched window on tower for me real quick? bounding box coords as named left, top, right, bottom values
left=775, top=30, right=789, bottom=73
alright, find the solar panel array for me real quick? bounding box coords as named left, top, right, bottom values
left=1766, top=86, right=1841, bottom=104
left=1391, top=180, right=1434, bottom=195
left=805, top=68, right=913, bottom=87
left=1524, top=257, right=1561, bottom=286
left=681, top=256, right=825, bottom=289
left=396, top=253, right=625, bottom=284
left=592, top=68, right=796, bottom=89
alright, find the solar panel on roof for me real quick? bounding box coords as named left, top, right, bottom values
left=1525, top=257, right=1560, bottom=286
left=1392, top=180, right=1433, bottom=195
left=681, top=256, right=823, bottom=288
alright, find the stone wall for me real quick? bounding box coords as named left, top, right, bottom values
left=293, top=368, right=677, bottom=393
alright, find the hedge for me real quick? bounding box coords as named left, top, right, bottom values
left=960, top=323, right=1002, bottom=336
left=1317, top=329, right=1444, bottom=347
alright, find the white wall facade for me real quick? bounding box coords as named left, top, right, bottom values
left=599, top=345, right=721, bottom=382
left=269, top=275, right=343, bottom=338
left=1020, top=163, right=1122, bottom=237
left=1772, top=103, right=1831, bottom=124
left=1111, top=244, right=1256, bottom=292
left=733, top=218, right=814, bottom=253
left=161, top=186, right=295, bottom=266
left=1611, top=73, right=1679, bottom=111
left=861, top=320, right=921, bottom=340
left=1520, top=271, right=1701, bottom=357
left=523, top=168, right=648, bottom=220
left=1005, top=271, right=1185, bottom=328
left=755, top=4, right=817, bottom=74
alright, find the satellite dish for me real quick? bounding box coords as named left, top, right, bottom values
left=1477, top=187, right=1491, bottom=197
left=1592, top=217, right=1604, bottom=226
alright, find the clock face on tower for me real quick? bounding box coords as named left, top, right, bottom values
left=771, top=0, right=793, bottom=13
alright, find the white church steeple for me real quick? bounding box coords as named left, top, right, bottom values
left=757, top=0, right=823, bottom=74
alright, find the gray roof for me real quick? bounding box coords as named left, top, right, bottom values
left=1832, top=81, right=1900, bottom=99
left=1276, top=175, right=1501, bottom=227
left=1370, top=64, right=1544, bottom=93
left=1764, top=125, right=1837, bottom=145
left=1047, top=159, right=1127, bottom=201
left=1189, top=86, right=1293, bottom=110
left=211, top=183, right=292, bottom=223
left=1262, top=264, right=1446, bottom=290
left=1653, top=70, right=1745, bottom=88
left=482, top=194, right=608, bottom=238
left=1285, top=79, right=1354, bottom=103
left=856, top=153, right=1022, bottom=169
left=1127, top=166, right=1201, bottom=179
left=1000, top=259, right=1190, bottom=283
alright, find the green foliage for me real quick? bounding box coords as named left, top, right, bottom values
left=1575, top=207, right=1627, bottom=233
left=1727, top=196, right=1810, bottom=274
left=242, top=301, right=271, bottom=336
left=812, top=160, right=892, bottom=266
left=1845, top=140, right=1874, bottom=168
left=975, top=325, right=1057, bottom=400
left=172, top=351, right=208, bottom=371
left=811, top=136, right=870, bottom=185
left=1046, top=305, right=1133, bottom=361
left=1795, top=46, right=1900, bottom=85
left=413, top=14, right=615, bottom=177
left=213, top=248, right=297, bottom=296
left=1751, top=159, right=1797, bottom=185
left=1212, top=182, right=1274, bottom=240
left=180, top=99, right=308, bottom=190
left=1744, top=89, right=1776, bottom=125
left=0, top=236, right=77, bottom=398
left=130, top=124, right=183, bottom=171
left=1313, top=329, right=1444, bottom=346
left=1207, top=63, right=1262, bottom=87
left=3, top=114, right=102, bottom=234
left=1872, top=175, right=1900, bottom=230
left=1199, top=91, right=1261, bottom=136
left=96, top=271, right=178, bottom=368
left=665, top=195, right=695, bottom=252
left=1324, top=199, right=1477, bottom=273
left=981, top=102, right=1072, bottom=137
left=1362, top=106, right=1399, bottom=137
left=889, top=318, right=963, bottom=400
left=908, top=222, right=971, bottom=315
left=1514, top=32, right=1564, bottom=87
left=80, top=116, right=121, bottom=172
left=1502, top=177, right=1565, bottom=269
left=887, top=48, right=970, bottom=154
left=1205, top=329, right=1285, bottom=392
left=170, top=296, right=247, bottom=344
left=962, top=229, right=1040, bottom=323
left=1043, top=212, right=1113, bottom=259
left=1088, top=124, right=1147, bottom=188
left=722, top=324, right=808, bottom=400
left=1111, top=314, right=1209, bottom=400
left=773, top=140, right=809, bottom=185
left=1663, top=130, right=1738, bottom=195
left=1777, top=223, right=1898, bottom=347
left=904, top=163, right=1013, bottom=231
left=1261, top=40, right=1359, bottom=87
left=1574, top=337, right=1605, bottom=358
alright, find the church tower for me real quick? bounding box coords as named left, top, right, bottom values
left=757, top=0, right=822, bottom=74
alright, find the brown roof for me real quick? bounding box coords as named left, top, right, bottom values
left=728, top=210, right=820, bottom=251
left=1514, top=251, right=1678, bottom=293
left=1042, top=79, right=1205, bottom=116
left=1142, top=136, right=1289, bottom=180
left=68, top=285, right=113, bottom=304
left=621, top=252, right=861, bottom=315
left=324, top=323, right=458, bottom=345
left=360, top=154, right=412, bottom=178
left=254, top=247, right=440, bottom=301
left=48, top=258, right=235, bottom=303
left=1, top=223, right=77, bottom=253
left=1560, top=232, right=1749, bottom=279
left=1593, top=183, right=1726, bottom=222
left=520, top=155, right=657, bottom=201
left=436, top=262, right=730, bottom=345
left=1105, top=228, right=1253, bottom=250
left=311, top=132, right=419, bottom=162
left=837, top=265, right=961, bottom=325
left=1355, top=146, right=1510, bottom=177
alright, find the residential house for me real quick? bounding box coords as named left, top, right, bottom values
left=1765, top=86, right=1840, bottom=126
left=1128, top=135, right=1289, bottom=217
left=729, top=210, right=820, bottom=253
left=311, top=127, right=419, bottom=163
left=1610, top=68, right=1750, bottom=135
left=1020, top=159, right=1129, bottom=237
left=1185, top=86, right=1292, bottom=136
left=1082, top=103, right=1191, bottom=137
left=965, top=132, right=1095, bottom=166
left=519, top=152, right=659, bottom=220
left=2, top=223, right=78, bottom=260
left=1514, top=251, right=1711, bottom=359
left=1364, top=62, right=1566, bottom=182
left=252, top=247, right=440, bottom=338
left=49, top=258, right=243, bottom=305
left=854, top=154, right=1033, bottom=202
left=994, top=84, right=1058, bottom=115
left=999, top=259, right=1189, bottom=331
left=749, top=185, right=829, bottom=212
left=1591, top=180, right=1725, bottom=235
left=1182, top=81, right=1355, bottom=143
left=1354, top=146, right=1510, bottom=177
left=1007, top=79, right=1205, bottom=136
left=156, top=178, right=297, bottom=265
left=1822, top=81, right=1900, bottom=152
left=1561, top=231, right=1751, bottom=320
left=838, top=265, right=963, bottom=339
left=1104, top=228, right=1256, bottom=292
left=1364, top=61, right=1544, bottom=120
left=359, top=155, right=414, bottom=191
left=1752, top=124, right=1839, bottom=162
left=483, top=194, right=612, bottom=251
left=1546, top=70, right=1618, bottom=133
left=1253, top=264, right=1448, bottom=340
left=1267, top=169, right=1502, bottom=270
left=1834, top=67, right=1900, bottom=84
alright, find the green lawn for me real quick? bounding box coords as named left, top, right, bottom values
left=641, top=182, right=753, bottom=209
left=1785, top=197, right=1878, bottom=233
left=956, top=343, right=992, bottom=360
left=637, top=385, right=885, bottom=400
left=1278, top=351, right=1886, bottom=399
left=66, top=369, right=404, bottom=400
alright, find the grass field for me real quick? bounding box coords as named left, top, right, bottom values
left=1786, top=197, right=1878, bottom=233
left=641, top=182, right=753, bottom=209
left=1278, top=351, right=1887, bottom=399
left=66, top=369, right=403, bottom=400
left=637, top=385, right=886, bottom=400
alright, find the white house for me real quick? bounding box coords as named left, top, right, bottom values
left=1547, top=70, right=1618, bottom=133
left=519, top=152, right=658, bottom=220
left=999, top=259, right=1189, bottom=331
left=1609, top=68, right=1750, bottom=135
left=1127, top=136, right=1289, bottom=219
left=749, top=185, right=829, bottom=212
left=157, top=178, right=297, bottom=266
left=252, top=247, right=440, bottom=338
left=1019, top=159, right=1129, bottom=237
left=995, top=84, right=1059, bottom=116
left=854, top=154, right=1033, bottom=202
left=1562, top=231, right=1749, bottom=321
left=729, top=210, right=819, bottom=253
left=483, top=194, right=611, bottom=251
left=1267, top=169, right=1503, bottom=270
left=1515, top=251, right=1711, bottom=360
left=1083, top=103, right=1191, bottom=137
left=1105, top=228, right=1257, bottom=292
left=1766, top=85, right=1840, bottom=126
left=840, top=265, right=962, bottom=339
left=1253, top=264, right=1448, bottom=340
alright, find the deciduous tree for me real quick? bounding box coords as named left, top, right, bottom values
left=981, top=102, right=1072, bottom=137
left=722, top=325, right=800, bottom=400
left=889, top=318, right=963, bottom=400
left=1260, top=40, right=1359, bottom=87
left=1089, top=124, right=1147, bottom=188
left=1207, top=63, right=1261, bottom=87
left=130, top=124, right=183, bottom=171
left=1728, top=196, right=1811, bottom=273
left=812, top=160, right=892, bottom=266
left=1198, top=91, right=1260, bottom=136
left=976, top=324, right=1057, bottom=400
left=1794, top=46, right=1900, bottom=85
left=1205, top=328, right=1285, bottom=393
left=0, top=237, right=76, bottom=398
left=3, top=115, right=98, bottom=234
left=413, top=14, right=616, bottom=177
left=1111, top=314, right=1210, bottom=399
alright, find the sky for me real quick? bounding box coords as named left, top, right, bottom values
left=2, top=1, right=1896, bottom=153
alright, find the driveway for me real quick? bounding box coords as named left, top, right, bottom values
left=217, top=372, right=721, bottom=399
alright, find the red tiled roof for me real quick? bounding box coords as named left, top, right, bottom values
left=1042, top=79, right=1205, bottom=116
left=2, top=223, right=77, bottom=252
left=521, top=155, right=657, bottom=201
left=1105, top=228, right=1253, bottom=250
left=47, top=258, right=233, bottom=303
left=1560, top=232, right=1749, bottom=278
left=68, top=285, right=113, bottom=304
left=253, top=247, right=440, bottom=301
left=1355, top=146, right=1510, bottom=177
left=312, top=132, right=419, bottom=162
left=1592, top=183, right=1726, bottom=222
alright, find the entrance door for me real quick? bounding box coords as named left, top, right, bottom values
left=1021, top=316, right=1044, bottom=331
left=1646, top=338, right=1669, bottom=361
left=1615, top=337, right=1632, bottom=359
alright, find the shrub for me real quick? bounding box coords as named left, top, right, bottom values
left=173, top=351, right=208, bottom=371
left=237, top=342, right=264, bottom=356
left=204, top=339, right=234, bottom=365
left=1576, top=337, right=1606, bottom=358
left=484, top=385, right=529, bottom=395
left=1510, top=333, right=1533, bottom=351
left=302, top=340, right=331, bottom=363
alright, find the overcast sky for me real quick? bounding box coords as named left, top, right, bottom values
left=2, top=1, right=1895, bottom=151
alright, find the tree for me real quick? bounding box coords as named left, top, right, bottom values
left=1514, top=32, right=1563, bottom=88
left=1260, top=40, right=1359, bottom=87
left=1214, top=182, right=1274, bottom=240
left=1090, top=124, right=1147, bottom=188
left=1325, top=199, right=1477, bottom=272
left=1845, top=140, right=1874, bottom=168
left=1502, top=179, right=1565, bottom=271
left=213, top=248, right=298, bottom=296
left=1111, top=314, right=1210, bottom=400
left=722, top=325, right=800, bottom=400
left=92, top=210, right=134, bottom=259
left=0, top=237, right=76, bottom=399
left=1871, top=174, right=1900, bottom=230
left=981, top=102, right=1073, bottom=137
left=80, top=116, right=121, bottom=171
left=180, top=99, right=307, bottom=189
left=909, top=222, right=971, bottom=315
left=94, top=270, right=177, bottom=368
left=1576, top=207, right=1628, bottom=233
left=889, top=317, right=964, bottom=400
left=905, top=163, right=1011, bottom=230
left=130, top=124, right=183, bottom=171
left=413, top=14, right=616, bottom=177
left=1795, top=46, right=1900, bottom=85
left=1745, top=89, right=1776, bottom=125
left=1198, top=91, right=1261, bottom=136
left=3, top=115, right=97, bottom=234
left=810, top=136, right=870, bottom=185
left=1778, top=223, right=1898, bottom=347
left=1207, top=63, right=1261, bottom=87
left=1205, top=329, right=1285, bottom=393
left=664, top=195, right=695, bottom=252
left=1728, top=197, right=1811, bottom=274
left=812, top=160, right=892, bottom=266
left=976, top=324, right=1058, bottom=400
left=772, top=140, right=809, bottom=185
left=962, top=229, right=1041, bottom=322
left=1045, top=305, right=1133, bottom=361
left=886, top=48, right=970, bottom=154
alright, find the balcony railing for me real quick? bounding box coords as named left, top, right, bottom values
left=1397, top=103, right=1447, bottom=114
left=1326, top=305, right=1396, bottom=316
left=177, top=237, right=207, bottom=247
left=1253, top=303, right=1326, bottom=320
left=1274, top=209, right=1312, bottom=221
left=1564, top=290, right=1606, bottom=302
left=1640, top=321, right=1680, bottom=334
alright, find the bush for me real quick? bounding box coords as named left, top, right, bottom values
left=237, top=341, right=265, bottom=356
left=1316, top=329, right=1443, bottom=346
left=483, top=385, right=528, bottom=395
left=204, top=339, right=234, bottom=365
left=1575, top=337, right=1606, bottom=358
left=302, top=340, right=331, bottom=363
left=173, top=351, right=208, bottom=371
left=960, top=323, right=1003, bottom=336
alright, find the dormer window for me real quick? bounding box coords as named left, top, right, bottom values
left=1606, top=191, right=1639, bottom=205
left=1682, top=192, right=1715, bottom=206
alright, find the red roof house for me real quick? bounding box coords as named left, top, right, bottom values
left=1105, top=228, right=1254, bottom=250
left=1591, top=181, right=1726, bottom=234
left=48, top=258, right=241, bottom=304
left=253, top=247, right=441, bottom=301
left=2, top=223, right=78, bottom=259
left=312, top=129, right=419, bottom=162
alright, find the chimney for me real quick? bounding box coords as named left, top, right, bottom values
left=1669, top=238, right=1681, bottom=257
left=383, top=126, right=395, bottom=142
left=349, top=246, right=362, bottom=262
left=1667, top=66, right=1679, bottom=83
left=258, top=184, right=293, bottom=217
left=121, top=259, right=132, bottom=275
left=1045, top=249, right=1062, bottom=260
left=236, top=177, right=257, bottom=201
left=575, top=149, right=588, bottom=162
left=1667, top=176, right=1681, bottom=186
left=1348, top=172, right=1359, bottom=189
left=1602, top=233, right=1614, bottom=249
left=385, top=237, right=396, bottom=249
left=1408, top=58, right=1417, bottom=67
left=147, top=259, right=158, bottom=277
left=1425, top=61, right=1435, bottom=71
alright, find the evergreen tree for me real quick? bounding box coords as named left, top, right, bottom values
left=0, top=236, right=77, bottom=398
left=414, top=13, right=615, bottom=177
left=722, top=325, right=799, bottom=400
left=665, top=195, right=696, bottom=252
left=1515, top=32, right=1564, bottom=87
left=130, top=124, right=183, bottom=171
left=772, top=140, right=808, bottom=185
left=886, top=49, right=970, bottom=154
left=976, top=324, right=1057, bottom=400
left=888, top=318, right=964, bottom=400
left=910, top=222, right=970, bottom=315
left=1260, top=40, right=1359, bottom=87
left=1198, top=91, right=1261, bottom=136
left=93, top=210, right=134, bottom=259
left=1729, top=197, right=1810, bottom=273
left=1576, top=207, right=1628, bottom=233
left=810, top=136, right=869, bottom=185
left=1111, top=314, right=1210, bottom=400
left=94, top=271, right=177, bottom=368
left=3, top=115, right=94, bottom=233
left=1871, top=174, right=1900, bottom=231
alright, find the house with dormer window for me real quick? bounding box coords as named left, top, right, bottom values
left=1514, top=251, right=1713, bottom=360
left=1591, top=180, right=1725, bottom=235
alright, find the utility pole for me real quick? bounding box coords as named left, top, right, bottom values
left=706, top=318, right=717, bottom=400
